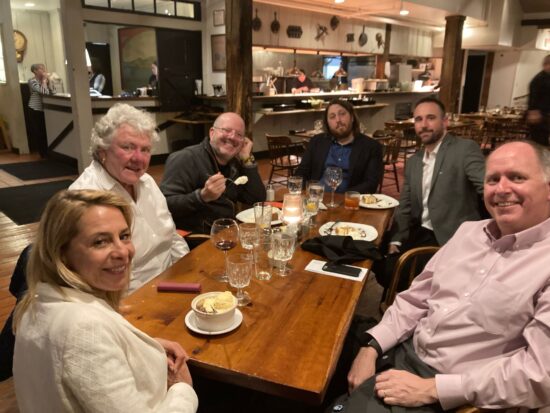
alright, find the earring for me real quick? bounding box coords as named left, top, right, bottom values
left=101, top=157, right=106, bottom=164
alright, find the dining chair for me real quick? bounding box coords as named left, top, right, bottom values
left=380, top=246, right=440, bottom=313
left=265, top=134, right=304, bottom=186
left=378, top=136, right=402, bottom=193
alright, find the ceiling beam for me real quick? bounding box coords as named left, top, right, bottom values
left=521, top=18, right=550, bottom=28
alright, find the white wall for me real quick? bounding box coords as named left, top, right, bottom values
left=0, top=0, right=28, bottom=153
left=486, top=49, right=547, bottom=108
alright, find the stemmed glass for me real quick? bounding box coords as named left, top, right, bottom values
left=227, top=253, right=253, bottom=306
left=271, top=232, right=296, bottom=277
left=210, top=218, right=239, bottom=282
left=324, top=166, right=343, bottom=208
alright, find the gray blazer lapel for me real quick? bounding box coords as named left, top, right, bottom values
left=430, top=135, right=451, bottom=191
left=410, top=153, right=424, bottom=209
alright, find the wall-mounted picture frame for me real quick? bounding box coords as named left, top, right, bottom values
left=211, top=34, right=226, bottom=72
left=213, top=9, right=225, bottom=27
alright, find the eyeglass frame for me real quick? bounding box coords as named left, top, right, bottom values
left=212, top=126, right=245, bottom=140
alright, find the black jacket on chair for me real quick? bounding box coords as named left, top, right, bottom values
left=294, top=132, right=383, bottom=194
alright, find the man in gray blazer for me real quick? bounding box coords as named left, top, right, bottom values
left=375, top=96, right=485, bottom=292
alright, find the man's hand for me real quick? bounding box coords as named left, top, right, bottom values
left=375, top=370, right=438, bottom=407
left=388, top=244, right=400, bottom=255
left=239, top=137, right=253, bottom=161
left=347, top=346, right=378, bottom=393
left=526, top=110, right=542, bottom=124
left=200, top=173, right=226, bottom=203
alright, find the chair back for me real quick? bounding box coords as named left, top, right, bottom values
left=382, top=136, right=402, bottom=165
left=382, top=246, right=440, bottom=311
left=265, top=134, right=303, bottom=167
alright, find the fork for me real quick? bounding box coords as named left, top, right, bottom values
left=324, top=220, right=340, bottom=235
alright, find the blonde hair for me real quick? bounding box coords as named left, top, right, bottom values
left=13, top=190, right=133, bottom=332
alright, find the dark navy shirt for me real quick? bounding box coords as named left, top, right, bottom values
left=320, top=140, right=353, bottom=192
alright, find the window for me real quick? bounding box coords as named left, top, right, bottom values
left=82, top=0, right=200, bottom=20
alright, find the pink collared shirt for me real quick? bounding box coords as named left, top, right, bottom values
left=369, top=218, right=550, bottom=409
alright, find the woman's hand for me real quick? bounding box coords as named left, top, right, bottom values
left=155, top=338, right=194, bottom=388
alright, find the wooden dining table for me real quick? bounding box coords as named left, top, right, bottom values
left=122, top=194, right=394, bottom=405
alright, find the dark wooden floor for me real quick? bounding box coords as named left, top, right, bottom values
left=0, top=149, right=403, bottom=413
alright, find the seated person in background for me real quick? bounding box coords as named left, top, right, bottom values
left=160, top=112, right=266, bottom=234
left=13, top=190, right=198, bottom=413
left=294, top=98, right=383, bottom=194
left=289, top=69, right=314, bottom=93
left=70, top=103, right=189, bottom=293
left=373, top=96, right=485, bottom=294
left=328, top=140, right=550, bottom=412
left=149, top=61, right=159, bottom=93
left=88, top=60, right=106, bottom=94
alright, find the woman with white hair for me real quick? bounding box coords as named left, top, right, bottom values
left=13, top=190, right=198, bottom=412
left=70, top=103, right=189, bottom=293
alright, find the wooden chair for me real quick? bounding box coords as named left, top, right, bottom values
left=265, top=134, right=304, bottom=186
left=380, top=246, right=440, bottom=313
left=378, top=136, right=402, bottom=193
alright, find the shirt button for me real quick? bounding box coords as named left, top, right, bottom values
left=479, top=269, right=485, bottom=274
left=464, top=292, right=470, bottom=297
left=443, top=308, right=449, bottom=312
left=426, top=328, right=432, bottom=333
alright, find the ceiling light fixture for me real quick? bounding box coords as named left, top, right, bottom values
left=399, top=1, right=409, bottom=16
left=335, top=0, right=345, bottom=4
left=24, top=2, right=35, bottom=7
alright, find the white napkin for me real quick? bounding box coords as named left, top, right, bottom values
left=318, top=202, right=328, bottom=210
left=305, top=259, right=369, bottom=282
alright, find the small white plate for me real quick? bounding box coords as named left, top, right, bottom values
left=319, top=221, right=378, bottom=241
left=359, top=194, right=399, bottom=209
left=236, top=207, right=282, bottom=225
left=185, top=309, right=243, bottom=336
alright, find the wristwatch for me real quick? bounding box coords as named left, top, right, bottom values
left=241, top=154, right=256, bottom=166
left=366, top=338, right=383, bottom=356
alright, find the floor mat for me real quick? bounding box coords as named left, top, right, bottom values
left=0, top=160, right=78, bottom=180
left=0, top=180, right=73, bottom=225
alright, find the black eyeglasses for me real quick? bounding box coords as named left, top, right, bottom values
left=212, top=126, right=244, bottom=140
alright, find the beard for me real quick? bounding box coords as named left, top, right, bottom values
left=330, top=122, right=354, bottom=141
left=418, top=128, right=444, bottom=146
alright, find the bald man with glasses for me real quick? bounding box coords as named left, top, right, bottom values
left=161, top=112, right=265, bottom=235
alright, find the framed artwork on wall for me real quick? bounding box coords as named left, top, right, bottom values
left=213, top=9, right=225, bottom=27
left=211, top=34, right=226, bottom=72
left=118, top=27, right=157, bottom=92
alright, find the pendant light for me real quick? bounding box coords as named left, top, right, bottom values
left=288, top=49, right=301, bottom=76
left=399, top=0, right=410, bottom=16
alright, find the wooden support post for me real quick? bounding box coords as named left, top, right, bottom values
left=439, top=15, right=465, bottom=113
left=225, top=0, right=253, bottom=138
left=376, top=24, right=391, bottom=79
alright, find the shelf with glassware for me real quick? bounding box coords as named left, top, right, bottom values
left=256, top=102, right=388, bottom=116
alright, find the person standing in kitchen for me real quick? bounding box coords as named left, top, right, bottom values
left=526, top=54, right=550, bottom=146
left=27, top=63, right=55, bottom=158
left=288, top=69, right=314, bottom=93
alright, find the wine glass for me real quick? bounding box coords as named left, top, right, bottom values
left=324, top=166, right=343, bottom=208
left=239, top=223, right=259, bottom=256
left=271, top=232, right=296, bottom=277
left=210, top=218, right=239, bottom=282
left=227, top=253, right=253, bottom=306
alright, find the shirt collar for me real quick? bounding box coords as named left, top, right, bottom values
left=423, top=138, right=443, bottom=162
left=483, top=216, right=550, bottom=251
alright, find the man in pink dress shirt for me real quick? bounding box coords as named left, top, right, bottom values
left=331, top=141, right=550, bottom=412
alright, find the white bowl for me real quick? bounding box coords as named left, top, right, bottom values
left=191, top=292, right=237, bottom=332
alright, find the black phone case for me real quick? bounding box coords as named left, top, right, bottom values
left=322, top=262, right=361, bottom=277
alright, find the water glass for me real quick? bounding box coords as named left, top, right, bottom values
left=254, top=202, right=273, bottom=230
left=227, top=253, right=253, bottom=306
left=253, top=234, right=272, bottom=281
left=307, top=180, right=324, bottom=206
left=288, top=175, right=303, bottom=194
left=271, top=232, right=296, bottom=277
left=239, top=223, right=259, bottom=253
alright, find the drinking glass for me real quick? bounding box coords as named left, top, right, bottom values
left=288, top=175, right=303, bottom=194
left=324, top=166, right=343, bottom=208
left=254, top=202, right=273, bottom=230
left=210, top=218, right=239, bottom=282
left=303, top=196, right=320, bottom=227
left=239, top=223, right=259, bottom=255
left=307, top=180, right=324, bottom=205
left=271, top=232, right=296, bottom=277
left=344, top=191, right=360, bottom=210
left=254, top=232, right=272, bottom=281
left=227, top=253, right=253, bottom=306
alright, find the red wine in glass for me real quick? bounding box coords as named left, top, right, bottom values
left=210, top=218, right=239, bottom=282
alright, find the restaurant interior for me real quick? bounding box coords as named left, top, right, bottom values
left=1, top=0, right=550, bottom=412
